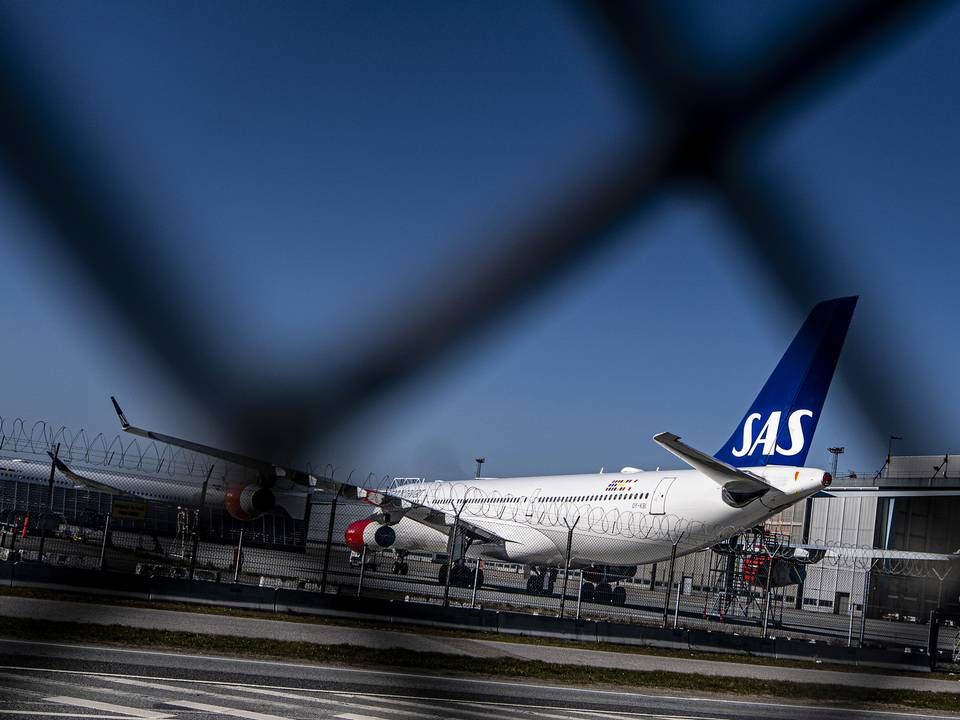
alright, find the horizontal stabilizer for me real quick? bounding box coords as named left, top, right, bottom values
left=654, top=432, right=780, bottom=503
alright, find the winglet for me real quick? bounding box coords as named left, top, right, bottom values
left=111, top=396, right=130, bottom=429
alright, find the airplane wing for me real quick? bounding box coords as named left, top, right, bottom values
left=48, top=452, right=128, bottom=497
left=111, top=397, right=316, bottom=488
left=653, top=432, right=782, bottom=502
left=110, top=398, right=506, bottom=545
left=797, top=543, right=960, bottom=564
left=357, top=488, right=505, bottom=544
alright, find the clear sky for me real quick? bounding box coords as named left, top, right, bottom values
left=0, top=2, right=958, bottom=482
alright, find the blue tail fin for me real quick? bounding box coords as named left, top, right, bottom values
left=715, top=297, right=857, bottom=468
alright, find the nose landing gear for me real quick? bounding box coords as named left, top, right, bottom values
left=391, top=551, right=409, bottom=575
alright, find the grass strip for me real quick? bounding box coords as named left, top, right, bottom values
left=0, top=585, right=949, bottom=680
left=0, top=616, right=957, bottom=713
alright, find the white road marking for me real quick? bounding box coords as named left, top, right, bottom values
left=164, top=699, right=290, bottom=720
left=227, top=685, right=436, bottom=718
left=0, top=663, right=954, bottom=720
left=45, top=696, right=173, bottom=719
left=335, top=715, right=387, bottom=720
left=0, top=713, right=137, bottom=718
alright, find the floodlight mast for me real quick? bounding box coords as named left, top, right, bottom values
left=828, top=446, right=845, bottom=478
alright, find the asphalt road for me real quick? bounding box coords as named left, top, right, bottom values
left=0, top=638, right=955, bottom=720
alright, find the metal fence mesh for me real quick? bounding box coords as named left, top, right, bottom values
left=0, top=0, right=957, bottom=666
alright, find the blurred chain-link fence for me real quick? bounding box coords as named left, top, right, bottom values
left=1, top=0, right=958, bottom=668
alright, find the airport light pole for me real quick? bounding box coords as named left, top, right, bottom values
left=828, top=447, right=844, bottom=478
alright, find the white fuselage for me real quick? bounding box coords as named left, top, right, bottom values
left=0, top=456, right=307, bottom=519
left=385, top=465, right=826, bottom=567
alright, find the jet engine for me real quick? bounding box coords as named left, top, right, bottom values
left=345, top=518, right=396, bottom=552
left=224, top=482, right=275, bottom=520
left=742, top=555, right=806, bottom=587
left=344, top=516, right=447, bottom=554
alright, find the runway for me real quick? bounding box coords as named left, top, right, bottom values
left=0, top=639, right=955, bottom=720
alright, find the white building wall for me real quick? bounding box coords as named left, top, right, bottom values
left=800, top=495, right=877, bottom=612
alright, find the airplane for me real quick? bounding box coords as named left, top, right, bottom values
left=43, top=454, right=310, bottom=521
left=104, top=297, right=959, bottom=602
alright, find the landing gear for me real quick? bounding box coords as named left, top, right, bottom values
left=392, top=551, right=409, bottom=575
left=439, top=561, right=482, bottom=588
left=525, top=567, right=559, bottom=596
left=580, top=581, right=626, bottom=606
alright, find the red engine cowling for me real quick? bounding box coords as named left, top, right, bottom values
left=344, top=518, right=397, bottom=553
left=224, top=483, right=275, bottom=520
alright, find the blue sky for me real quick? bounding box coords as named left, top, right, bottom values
left=0, top=2, right=958, bottom=482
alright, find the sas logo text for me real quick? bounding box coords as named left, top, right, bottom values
left=731, top=409, right=813, bottom=458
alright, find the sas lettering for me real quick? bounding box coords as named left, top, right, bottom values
left=731, top=409, right=813, bottom=458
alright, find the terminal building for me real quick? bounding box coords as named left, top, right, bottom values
left=765, top=454, right=960, bottom=619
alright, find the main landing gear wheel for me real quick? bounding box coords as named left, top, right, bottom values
left=612, top=585, right=627, bottom=606
left=580, top=582, right=595, bottom=603
left=595, top=582, right=612, bottom=604
left=440, top=562, right=475, bottom=588
left=526, top=575, right=541, bottom=594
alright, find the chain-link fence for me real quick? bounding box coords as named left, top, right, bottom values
left=2, top=433, right=957, bottom=662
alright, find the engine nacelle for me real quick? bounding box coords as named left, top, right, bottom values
left=344, top=518, right=397, bottom=552
left=743, top=555, right=806, bottom=587
left=344, top=516, right=447, bottom=554
left=224, top=482, right=275, bottom=520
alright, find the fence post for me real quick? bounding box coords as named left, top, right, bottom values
left=443, top=500, right=466, bottom=609
left=858, top=562, right=872, bottom=647
left=662, top=535, right=682, bottom=628
left=233, top=528, right=244, bottom=582
left=471, top=557, right=481, bottom=608
left=356, top=544, right=367, bottom=596
left=37, top=443, right=60, bottom=563
left=98, top=513, right=111, bottom=570
left=576, top=570, right=584, bottom=620
left=761, top=553, right=774, bottom=637
left=189, top=464, right=214, bottom=581
left=320, top=486, right=341, bottom=594
left=560, top=516, right=580, bottom=618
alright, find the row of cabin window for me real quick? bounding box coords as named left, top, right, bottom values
left=462, top=492, right=650, bottom=505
